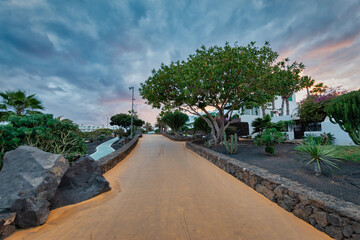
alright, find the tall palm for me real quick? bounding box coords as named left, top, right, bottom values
left=300, top=76, right=315, bottom=96
left=0, top=90, right=44, bottom=121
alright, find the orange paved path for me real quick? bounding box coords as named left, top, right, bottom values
left=9, top=135, right=331, bottom=240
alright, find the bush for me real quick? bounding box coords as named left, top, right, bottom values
left=97, top=134, right=106, bottom=142
left=254, top=128, right=286, bottom=155
left=295, top=138, right=340, bottom=175
left=298, top=93, right=338, bottom=123
left=325, top=90, right=360, bottom=145
left=251, top=115, right=285, bottom=135
left=0, top=114, right=86, bottom=166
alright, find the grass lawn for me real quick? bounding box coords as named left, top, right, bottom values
left=334, top=145, right=360, bottom=162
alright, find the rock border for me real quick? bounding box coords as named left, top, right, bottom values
left=186, top=141, right=360, bottom=240
left=97, top=133, right=142, bottom=174
left=162, top=133, right=196, bottom=141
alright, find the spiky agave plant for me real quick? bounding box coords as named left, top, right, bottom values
left=295, top=138, right=341, bottom=175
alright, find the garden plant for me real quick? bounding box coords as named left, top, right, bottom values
left=295, top=137, right=341, bottom=175
left=254, top=128, right=285, bottom=155
left=0, top=114, right=86, bottom=169
left=223, top=132, right=238, bottom=154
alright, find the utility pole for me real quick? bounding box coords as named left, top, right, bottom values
left=129, top=86, right=134, bottom=136
left=106, top=117, right=109, bottom=129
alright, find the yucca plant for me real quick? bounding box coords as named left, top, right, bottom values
left=295, top=138, right=341, bottom=175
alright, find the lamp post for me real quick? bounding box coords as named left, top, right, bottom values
left=129, top=86, right=134, bottom=136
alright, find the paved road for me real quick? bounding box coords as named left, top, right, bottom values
left=9, top=135, right=330, bottom=240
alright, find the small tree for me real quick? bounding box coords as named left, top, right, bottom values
left=274, top=59, right=305, bottom=116
left=325, top=90, right=360, bottom=145
left=110, top=113, right=144, bottom=129
left=0, top=90, right=44, bottom=121
left=161, top=110, right=189, bottom=135
left=300, top=76, right=315, bottom=97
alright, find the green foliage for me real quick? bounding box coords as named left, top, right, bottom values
left=223, top=132, right=238, bottom=154
left=140, top=42, right=281, bottom=144
left=333, top=145, right=360, bottom=162
left=300, top=76, right=315, bottom=96
left=325, top=90, right=360, bottom=145
left=274, top=58, right=305, bottom=115
left=0, top=114, right=86, bottom=165
left=194, top=115, right=211, bottom=134
left=251, top=115, right=285, bottom=135
left=0, top=90, right=44, bottom=121
left=110, top=113, right=144, bottom=129
left=298, top=93, right=337, bottom=123
left=85, top=128, right=113, bottom=142
left=161, top=110, right=189, bottom=135
left=254, top=128, right=285, bottom=155
left=295, top=138, right=340, bottom=175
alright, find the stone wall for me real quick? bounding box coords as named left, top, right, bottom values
left=162, top=133, right=200, bottom=141
left=186, top=141, right=360, bottom=240
left=97, top=134, right=141, bottom=174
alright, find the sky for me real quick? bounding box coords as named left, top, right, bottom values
left=0, top=0, right=359, bottom=126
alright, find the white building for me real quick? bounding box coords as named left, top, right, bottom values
left=78, top=124, right=116, bottom=132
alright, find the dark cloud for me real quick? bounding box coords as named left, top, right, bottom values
left=0, top=0, right=359, bottom=125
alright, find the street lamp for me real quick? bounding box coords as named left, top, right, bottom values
left=129, top=86, right=135, bottom=136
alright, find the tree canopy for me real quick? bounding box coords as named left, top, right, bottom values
left=110, top=113, right=144, bottom=129
left=0, top=90, right=44, bottom=121
left=161, top=110, right=189, bottom=135
left=140, top=42, right=283, bottom=144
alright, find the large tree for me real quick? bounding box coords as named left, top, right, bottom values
left=110, top=113, right=144, bottom=129
left=161, top=110, right=189, bottom=135
left=0, top=90, right=44, bottom=121
left=274, top=58, right=305, bottom=116
left=140, top=42, right=279, bottom=144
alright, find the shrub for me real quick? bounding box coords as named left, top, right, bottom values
left=295, top=138, right=340, bottom=175
left=251, top=115, right=285, bottom=135
left=223, top=132, right=237, bottom=154
left=325, top=90, right=360, bottom=145
left=298, top=93, right=338, bottom=123
left=0, top=114, right=86, bottom=166
left=254, top=128, right=285, bottom=155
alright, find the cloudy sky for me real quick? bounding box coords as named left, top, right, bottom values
left=0, top=0, right=359, bottom=125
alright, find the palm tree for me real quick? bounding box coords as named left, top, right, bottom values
left=300, top=76, right=315, bottom=96
left=0, top=90, right=44, bottom=121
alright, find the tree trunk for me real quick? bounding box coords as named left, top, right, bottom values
left=272, top=97, right=275, bottom=110
left=281, top=98, right=285, bottom=116
left=261, top=106, right=266, bottom=117
left=306, top=87, right=310, bottom=96
left=314, top=163, right=320, bottom=176
left=286, top=98, right=290, bottom=116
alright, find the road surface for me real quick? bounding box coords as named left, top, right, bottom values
left=9, top=135, right=331, bottom=240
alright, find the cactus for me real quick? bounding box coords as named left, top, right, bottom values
left=224, top=132, right=238, bottom=154
left=325, top=90, right=360, bottom=145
